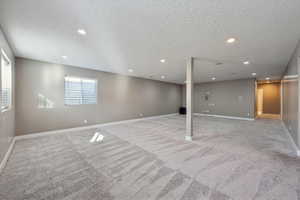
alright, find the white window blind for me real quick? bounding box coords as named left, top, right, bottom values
left=64, top=76, right=97, bottom=105
left=1, top=49, right=12, bottom=111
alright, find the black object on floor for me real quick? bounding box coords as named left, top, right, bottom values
left=179, top=107, right=186, bottom=115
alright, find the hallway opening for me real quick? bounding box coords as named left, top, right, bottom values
left=256, top=80, right=281, bottom=119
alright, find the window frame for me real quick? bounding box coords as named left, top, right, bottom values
left=64, top=76, right=98, bottom=106
left=1, top=48, right=12, bottom=112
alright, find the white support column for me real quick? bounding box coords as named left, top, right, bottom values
left=185, top=57, right=194, bottom=141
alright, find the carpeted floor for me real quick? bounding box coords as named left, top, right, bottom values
left=0, top=115, right=300, bottom=200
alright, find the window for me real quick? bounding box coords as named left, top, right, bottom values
left=1, top=49, right=12, bottom=111
left=64, top=76, right=97, bottom=105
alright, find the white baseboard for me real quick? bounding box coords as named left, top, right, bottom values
left=2, top=113, right=176, bottom=173
left=282, top=122, right=300, bottom=157
left=15, top=113, right=178, bottom=141
left=194, top=113, right=255, bottom=121
left=4, top=112, right=297, bottom=174
left=0, top=138, right=16, bottom=174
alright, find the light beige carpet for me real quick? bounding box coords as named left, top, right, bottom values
left=0, top=115, right=299, bottom=200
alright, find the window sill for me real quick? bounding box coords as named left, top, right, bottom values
left=64, top=104, right=97, bottom=106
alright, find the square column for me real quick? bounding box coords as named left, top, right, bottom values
left=185, top=57, right=194, bottom=141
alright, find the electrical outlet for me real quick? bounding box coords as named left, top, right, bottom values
left=139, top=113, right=144, bottom=117
left=84, top=120, right=88, bottom=124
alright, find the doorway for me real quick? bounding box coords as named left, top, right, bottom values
left=256, top=80, right=281, bottom=119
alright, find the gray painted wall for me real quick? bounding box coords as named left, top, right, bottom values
left=282, top=40, right=300, bottom=147
left=182, top=79, right=256, bottom=118
left=0, top=28, right=15, bottom=163
left=15, top=58, right=182, bottom=135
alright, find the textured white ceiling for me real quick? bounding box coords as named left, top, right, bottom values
left=1, top=0, right=300, bottom=84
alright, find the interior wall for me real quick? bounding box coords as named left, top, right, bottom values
left=0, top=28, right=15, bottom=163
left=182, top=79, right=256, bottom=118
left=282, top=39, right=300, bottom=147
left=15, top=58, right=182, bottom=135
left=257, top=83, right=281, bottom=114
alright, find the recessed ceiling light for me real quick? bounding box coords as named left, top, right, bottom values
left=243, top=61, right=250, bottom=65
left=161, top=75, right=165, bottom=79
left=252, top=72, right=257, bottom=76
left=62, top=56, right=67, bottom=59
left=128, top=69, right=133, bottom=73
left=77, top=29, right=87, bottom=35
left=160, top=59, right=166, bottom=63
left=212, top=77, right=216, bottom=81
left=226, top=37, right=236, bottom=44
left=266, top=77, right=270, bottom=80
